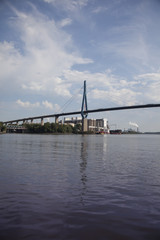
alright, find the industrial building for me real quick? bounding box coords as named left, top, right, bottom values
left=63, top=117, right=110, bottom=133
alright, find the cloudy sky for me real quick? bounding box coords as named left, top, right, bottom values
left=0, top=0, right=160, bottom=131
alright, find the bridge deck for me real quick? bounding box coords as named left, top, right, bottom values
left=3, top=103, right=160, bottom=124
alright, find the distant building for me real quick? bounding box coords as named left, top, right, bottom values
left=64, top=117, right=110, bottom=133
left=64, top=117, right=82, bottom=126
left=89, top=118, right=109, bottom=133
left=88, top=119, right=96, bottom=131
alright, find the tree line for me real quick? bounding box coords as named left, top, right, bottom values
left=24, top=122, right=82, bottom=134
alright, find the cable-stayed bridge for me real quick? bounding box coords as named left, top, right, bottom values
left=3, top=103, right=160, bottom=123
left=3, top=81, right=160, bottom=131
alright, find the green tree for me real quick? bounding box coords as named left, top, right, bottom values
left=0, top=122, right=6, bottom=132
left=73, top=123, right=81, bottom=133
left=51, top=123, right=58, bottom=132
left=24, top=122, right=77, bottom=134
left=66, top=124, right=73, bottom=133
left=44, top=122, right=51, bottom=133
left=57, top=124, right=65, bottom=133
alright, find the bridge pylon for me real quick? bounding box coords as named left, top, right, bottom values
left=81, top=80, right=88, bottom=132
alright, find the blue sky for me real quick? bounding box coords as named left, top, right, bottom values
left=0, top=0, right=160, bottom=131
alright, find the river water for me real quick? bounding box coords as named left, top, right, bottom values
left=0, top=133, right=160, bottom=240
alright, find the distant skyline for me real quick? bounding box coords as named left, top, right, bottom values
left=0, top=0, right=160, bottom=131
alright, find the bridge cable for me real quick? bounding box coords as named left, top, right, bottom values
left=57, top=86, right=83, bottom=113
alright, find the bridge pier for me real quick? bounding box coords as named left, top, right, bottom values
left=55, top=116, right=59, bottom=124
left=82, top=118, right=88, bottom=132
left=41, top=118, right=44, bottom=126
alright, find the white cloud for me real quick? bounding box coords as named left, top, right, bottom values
left=16, top=99, right=61, bottom=113
left=58, top=18, right=72, bottom=27
left=53, top=103, right=61, bottom=112
left=22, top=82, right=44, bottom=91
left=43, top=0, right=53, bottom=3
left=0, top=4, right=92, bottom=99
left=135, top=73, right=160, bottom=81
left=43, top=0, right=88, bottom=12
left=63, top=69, right=141, bottom=106
left=16, top=99, right=40, bottom=108
left=92, top=6, right=108, bottom=14
left=135, top=72, right=160, bottom=102
left=146, top=83, right=160, bottom=102
left=54, top=85, right=71, bottom=97
left=0, top=41, right=22, bottom=86
left=42, top=100, right=53, bottom=110
left=89, top=88, right=140, bottom=106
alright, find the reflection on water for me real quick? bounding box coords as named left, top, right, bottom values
left=80, top=138, right=88, bottom=205
left=102, top=135, right=108, bottom=168
left=0, top=134, right=160, bottom=240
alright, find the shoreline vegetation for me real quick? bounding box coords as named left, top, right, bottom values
left=1, top=121, right=160, bottom=134
left=0, top=122, right=6, bottom=133
left=24, top=123, right=84, bottom=134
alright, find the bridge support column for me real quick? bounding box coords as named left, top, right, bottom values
left=81, top=80, right=88, bottom=133
left=55, top=116, right=59, bottom=124
left=82, top=118, right=88, bottom=132
left=31, top=119, right=33, bottom=124
left=41, top=118, right=44, bottom=126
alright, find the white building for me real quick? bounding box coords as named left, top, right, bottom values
left=89, top=118, right=109, bottom=133
left=64, top=117, right=110, bottom=133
